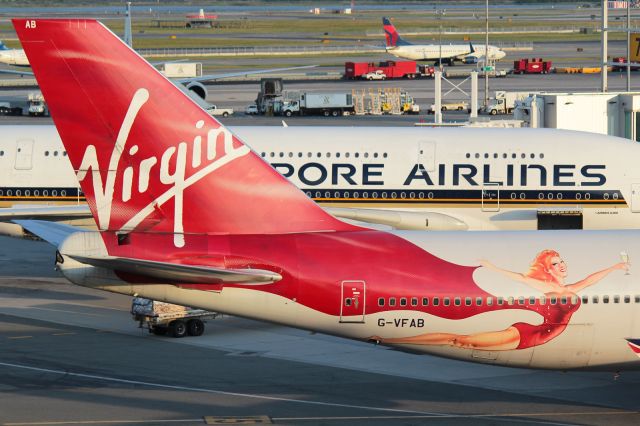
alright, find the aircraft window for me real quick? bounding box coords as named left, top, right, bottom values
left=507, top=297, right=514, bottom=306
left=493, top=153, right=498, bottom=159
left=603, top=295, right=610, bottom=304
left=306, top=191, right=312, bottom=197
left=355, top=153, right=360, bottom=158
left=539, top=295, right=546, bottom=305
left=270, top=152, right=275, bottom=157
left=400, top=298, right=407, bottom=306
left=518, top=296, right=525, bottom=305
left=576, top=193, right=582, bottom=200
left=389, top=298, right=396, bottom=307
left=326, top=153, right=331, bottom=158
left=475, top=153, right=480, bottom=159
left=0, top=150, right=3, bottom=156
left=530, top=153, right=535, bottom=159
left=582, top=295, right=589, bottom=304
left=315, top=191, right=321, bottom=198
left=512, top=153, right=516, bottom=159
left=550, top=296, right=557, bottom=305
left=63, top=151, right=67, bottom=156
left=624, top=295, right=631, bottom=303
left=497, top=297, right=504, bottom=305
left=383, top=153, right=388, bottom=158
left=363, top=192, right=369, bottom=198
left=364, top=153, right=369, bottom=158
left=45, top=151, right=49, bottom=156
left=540, top=153, right=544, bottom=159
left=593, top=296, right=599, bottom=303
left=484, top=153, right=489, bottom=159
left=613, top=295, right=620, bottom=303
left=391, top=192, right=397, bottom=199
left=261, top=152, right=265, bottom=157
left=374, top=153, right=379, bottom=158
left=334, top=191, right=340, bottom=198
left=636, top=295, right=640, bottom=303
left=373, top=192, right=378, bottom=198
left=422, top=297, right=429, bottom=306
left=378, top=297, right=385, bottom=307
left=502, top=153, right=507, bottom=159
left=61, top=190, right=66, bottom=196
left=16, top=190, right=21, bottom=196
left=25, top=190, right=30, bottom=196
left=336, top=153, right=341, bottom=158
left=323, top=191, right=329, bottom=198
left=433, top=297, right=439, bottom=306
left=52, top=190, right=57, bottom=196
left=54, top=151, right=58, bottom=156
left=529, top=296, right=536, bottom=304
left=560, top=296, right=567, bottom=305
left=288, top=152, right=293, bottom=158
left=34, top=190, right=39, bottom=196
left=316, top=152, right=321, bottom=158
left=43, top=190, right=48, bottom=196
left=411, top=297, right=418, bottom=307
left=474, top=297, right=481, bottom=306
left=298, top=153, right=303, bottom=158
left=0, top=190, right=3, bottom=195
left=465, top=297, right=472, bottom=306
left=443, top=297, right=450, bottom=306
left=345, top=153, right=350, bottom=158
left=486, top=297, right=493, bottom=306
left=521, top=153, right=526, bottom=158
left=454, top=297, right=461, bottom=306
left=381, top=192, right=387, bottom=198
left=466, top=153, right=470, bottom=158
left=307, top=152, right=312, bottom=158
left=344, top=298, right=352, bottom=307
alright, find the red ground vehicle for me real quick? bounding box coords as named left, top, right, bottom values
left=344, top=60, right=434, bottom=79
left=513, top=58, right=552, bottom=74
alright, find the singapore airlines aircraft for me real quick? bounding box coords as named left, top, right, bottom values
left=1, top=124, right=640, bottom=237
left=12, top=18, right=640, bottom=371
left=383, top=17, right=506, bottom=65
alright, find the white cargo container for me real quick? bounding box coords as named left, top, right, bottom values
left=160, top=62, right=202, bottom=78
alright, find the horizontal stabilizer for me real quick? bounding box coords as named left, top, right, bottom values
left=13, top=219, right=86, bottom=246
left=326, top=207, right=468, bottom=231
left=69, top=255, right=282, bottom=285
left=0, top=204, right=91, bottom=220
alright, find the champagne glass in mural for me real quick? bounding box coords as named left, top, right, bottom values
left=621, top=251, right=631, bottom=275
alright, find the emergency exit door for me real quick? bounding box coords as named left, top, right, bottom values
left=14, top=139, right=34, bottom=170
left=340, top=280, right=365, bottom=323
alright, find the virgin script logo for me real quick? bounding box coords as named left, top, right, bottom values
left=76, top=88, right=250, bottom=248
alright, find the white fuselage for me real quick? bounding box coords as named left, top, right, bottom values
left=0, top=48, right=29, bottom=67
left=387, top=44, right=505, bottom=62
left=2, top=125, right=640, bottom=231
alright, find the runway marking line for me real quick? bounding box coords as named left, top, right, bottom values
left=3, top=420, right=202, bottom=425
left=30, top=307, right=103, bottom=317
left=52, top=332, right=76, bottom=336
left=0, top=361, right=434, bottom=416
left=7, top=336, right=32, bottom=340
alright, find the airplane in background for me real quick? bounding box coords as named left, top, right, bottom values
left=1, top=124, right=640, bottom=237
left=0, top=40, right=28, bottom=67
left=12, top=18, right=640, bottom=371
left=382, top=17, right=506, bottom=65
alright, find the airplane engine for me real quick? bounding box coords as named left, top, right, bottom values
left=464, top=56, right=479, bottom=65
left=326, top=207, right=468, bottom=231
left=184, top=81, right=207, bottom=100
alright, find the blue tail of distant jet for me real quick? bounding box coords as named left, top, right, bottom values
left=0, top=41, right=9, bottom=51
left=382, top=17, right=412, bottom=48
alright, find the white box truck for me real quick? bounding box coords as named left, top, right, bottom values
left=281, top=92, right=354, bottom=117
left=483, top=91, right=530, bottom=115
left=160, top=62, right=203, bottom=78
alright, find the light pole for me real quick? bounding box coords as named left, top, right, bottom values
left=484, top=0, right=489, bottom=107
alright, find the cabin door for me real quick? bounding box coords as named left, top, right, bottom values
left=482, top=183, right=500, bottom=212
left=14, top=139, right=34, bottom=170
left=340, top=280, right=365, bottom=323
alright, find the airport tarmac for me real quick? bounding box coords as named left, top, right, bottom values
left=1, top=236, right=640, bottom=425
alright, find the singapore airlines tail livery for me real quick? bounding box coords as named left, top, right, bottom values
left=383, top=17, right=506, bottom=64
left=15, top=18, right=640, bottom=371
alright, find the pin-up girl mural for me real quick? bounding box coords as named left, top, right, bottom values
left=375, top=249, right=628, bottom=351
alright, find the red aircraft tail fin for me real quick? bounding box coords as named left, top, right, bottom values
left=13, top=19, right=356, bottom=249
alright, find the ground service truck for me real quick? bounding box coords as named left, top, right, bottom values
left=281, top=92, right=354, bottom=116
left=483, top=91, right=531, bottom=115
left=344, top=60, right=434, bottom=79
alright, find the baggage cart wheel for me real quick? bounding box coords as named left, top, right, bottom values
left=187, top=319, right=205, bottom=336
left=168, top=320, right=187, bottom=338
